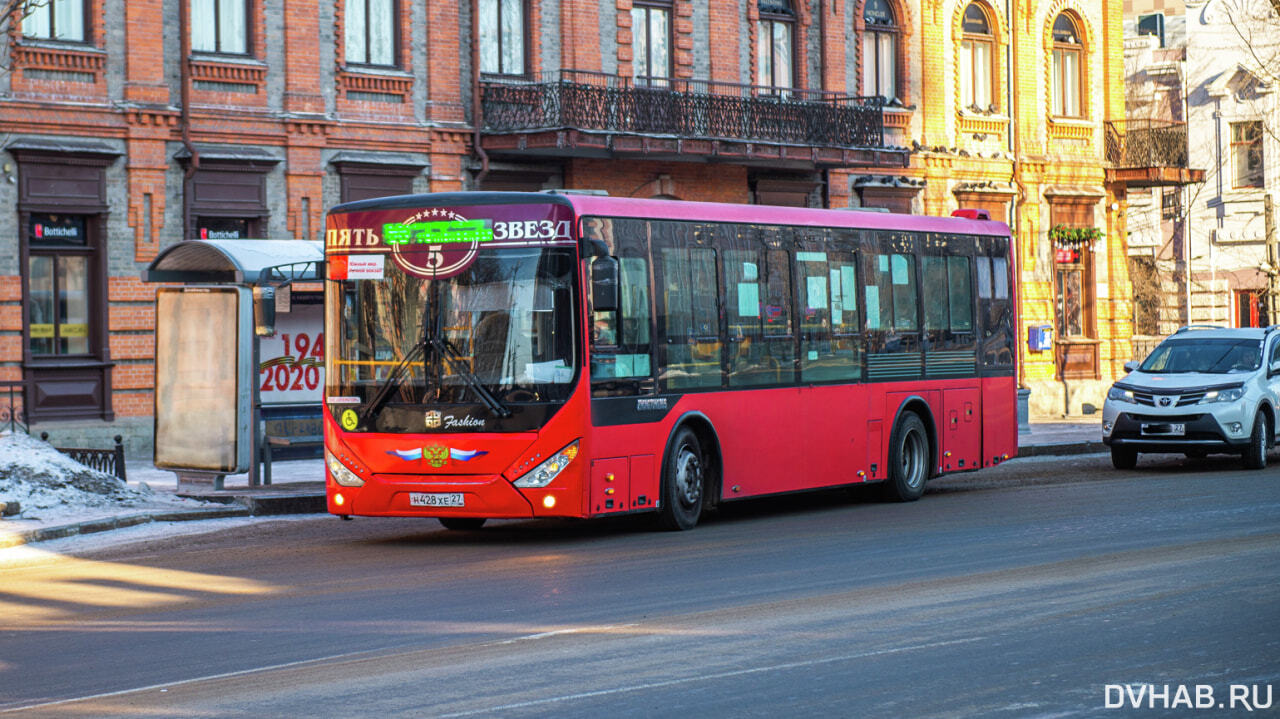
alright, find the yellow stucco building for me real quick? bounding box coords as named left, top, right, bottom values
left=832, top=0, right=1132, bottom=417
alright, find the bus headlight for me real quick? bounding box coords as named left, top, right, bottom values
left=513, top=441, right=579, bottom=488
left=1201, top=387, right=1244, bottom=403
left=326, top=450, right=366, bottom=487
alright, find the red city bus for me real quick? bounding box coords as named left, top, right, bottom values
left=323, top=192, right=1017, bottom=530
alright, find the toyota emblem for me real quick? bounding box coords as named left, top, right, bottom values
left=1158, top=396, right=1173, bottom=407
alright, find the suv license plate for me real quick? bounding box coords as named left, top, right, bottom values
left=1141, top=423, right=1186, bottom=436
left=409, top=492, right=465, bottom=507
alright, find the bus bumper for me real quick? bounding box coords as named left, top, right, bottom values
left=328, top=473, right=535, bottom=518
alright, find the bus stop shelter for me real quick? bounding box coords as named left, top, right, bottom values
left=143, top=239, right=325, bottom=489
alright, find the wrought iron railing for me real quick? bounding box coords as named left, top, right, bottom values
left=481, top=70, right=887, bottom=150
left=1105, top=119, right=1190, bottom=168
left=0, top=381, right=25, bottom=434
left=41, top=432, right=128, bottom=482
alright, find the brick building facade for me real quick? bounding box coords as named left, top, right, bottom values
left=0, top=0, right=1128, bottom=450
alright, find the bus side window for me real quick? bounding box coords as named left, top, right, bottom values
left=591, top=226, right=654, bottom=395
left=977, top=252, right=1014, bottom=369
left=659, top=246, right=722, bottom=390
left=796, top=249, right=860, bottom=382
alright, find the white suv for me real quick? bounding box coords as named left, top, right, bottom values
left=1102, top=325, right=1280, bottom=470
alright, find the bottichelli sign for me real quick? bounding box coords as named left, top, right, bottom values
left=29, top=214, right=87, bottom=244
left=325, top=204, right=576, bottom=280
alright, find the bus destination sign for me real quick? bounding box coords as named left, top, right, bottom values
left=327, top=204, right=575, bottom=280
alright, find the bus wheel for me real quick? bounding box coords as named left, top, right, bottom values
left=658, top=427, right=705, bottom=531
left=439, top=517, right=486, bottom=531
left=882, top=412, right=928, bottom=502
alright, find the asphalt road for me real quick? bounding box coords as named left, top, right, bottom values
left=1, top=453, right=1278, bottom=717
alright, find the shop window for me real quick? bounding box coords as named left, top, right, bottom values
left=196, top=217, right=256, bottom=240
left=345, top=0, right=397, bottom=66
left=632, top=1, right=671, bottom=87
left=862, top=0, right=898, bottom=102
left=27, top=215, right=92, bottom=356
left=23, top=0, right=86, bottom=42
left=757, top=1, right=794, bottom=92
left=479, top=0, right=525, bottom=76
left=960, top=3, right=995, bottom=111
left=1051, top=13, right=1083, bottom=118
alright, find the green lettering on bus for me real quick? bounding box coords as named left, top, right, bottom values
left=382, top=220, right=494, bottom=245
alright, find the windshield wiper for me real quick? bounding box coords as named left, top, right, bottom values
left=429, top=335, right=512, bottom=418
left=359, top=340, right=426, bottom=424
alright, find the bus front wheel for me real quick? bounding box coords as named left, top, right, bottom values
left=882, top=412, right=929, bottom=502
left=658, top=427, right=705, bottom=531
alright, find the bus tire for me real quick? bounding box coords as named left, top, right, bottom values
left=657, top=426, right=705, bottom=531
left=882, top=412, right=929, bottom=502
left=439, top=517, right=486, bottom=531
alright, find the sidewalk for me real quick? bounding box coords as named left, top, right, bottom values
left=1, top=421, right=1104, bottom=549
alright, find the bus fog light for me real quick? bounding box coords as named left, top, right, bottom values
left=514, top=441, right=579, bottom=488
left=334, top=493, right=345, bottom=506
left=543, top=495, right=556, bottom=509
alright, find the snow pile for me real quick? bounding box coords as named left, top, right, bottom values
left=0, top=431, right=154, bottom=518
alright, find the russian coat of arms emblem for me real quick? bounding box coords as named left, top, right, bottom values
left=424, top=444, right=449, bottom=468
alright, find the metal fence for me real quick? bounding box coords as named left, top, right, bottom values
left=0, top=381, right=25, bottom=434
left=41, top=432, right=128, bottom=482
left=482, top=70, right=887, bottom=150
left=1105, top=119, right=1190, bottom=168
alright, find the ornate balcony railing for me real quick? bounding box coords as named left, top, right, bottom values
left=481, top=70, right=888, bottom=152
left=1105, top=120, right=1202, bottom=187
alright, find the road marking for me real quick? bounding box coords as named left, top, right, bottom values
left=435, top=636, right=987, bottom=718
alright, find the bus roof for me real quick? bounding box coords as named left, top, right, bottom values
left=328, top=191, right=1011, bottom=237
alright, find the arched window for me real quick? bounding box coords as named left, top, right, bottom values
left=1051, top=13, right=1083, bottom=117
left=960, top=3, right=994, bottom=111
left=862, top=0, right=897, bottom=101
left=757, top=0, right=795, bottom=91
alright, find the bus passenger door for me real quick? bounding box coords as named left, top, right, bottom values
left=942, top=388, right=980, bottom=471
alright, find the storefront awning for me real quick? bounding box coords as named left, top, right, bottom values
left=142, top=239, right=324, bottom=284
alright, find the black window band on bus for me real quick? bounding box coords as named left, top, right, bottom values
left=586, top=216, right=1012, bottom=399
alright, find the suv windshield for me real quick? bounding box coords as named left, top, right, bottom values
left=328, top=247, right=578, bottom=411
left=1139, top=337, right=1263, bottom=374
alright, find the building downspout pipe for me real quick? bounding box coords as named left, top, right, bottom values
left=1007, top=0, right=1029, bottom=395
left=179, top=0, right=199, bottom=240
left=471, top=0, right=489, bottom=188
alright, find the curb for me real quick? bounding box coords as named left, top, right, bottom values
left=0, top=505, right=251, bottom=550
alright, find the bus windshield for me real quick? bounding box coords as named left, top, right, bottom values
left=328, top=246, right=578, bottom=414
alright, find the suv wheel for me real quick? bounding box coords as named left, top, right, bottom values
left=1111, top=446, right=1138, bottom=470
left=1242, top=411, right=1269, bottom=470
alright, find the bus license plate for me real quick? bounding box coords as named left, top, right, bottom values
left=1141, top=423, right=1185, bottom=436
left=409, top=492, right=465, bottom=507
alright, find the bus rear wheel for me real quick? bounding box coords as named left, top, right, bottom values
left=439, top=517, right=486, bottom=531
left=882, top=412, right=929, bottom=502
left=657, top=427, right=705, bottom=531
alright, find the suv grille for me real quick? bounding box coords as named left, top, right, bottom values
left=1132, top=391, right=1205, bottom=407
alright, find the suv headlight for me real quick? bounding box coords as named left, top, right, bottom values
left=1201, top=387, right=1245, bottom=403
left=513, top=441, right=579, bottom=488
left=1107, top=386, right=1134, bottom=402
left=326, top=449, right=366, bottom=487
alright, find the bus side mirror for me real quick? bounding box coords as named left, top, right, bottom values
left=253, top=285, right=277, bottom=336
left=591, top=257, right=619, bottom=313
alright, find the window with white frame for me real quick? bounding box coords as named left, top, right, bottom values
left=23, top=0, right=86, bottom=42
left=960, top=3, right=994, bottom=111
left=191, top=0, right=248, bottom=54
left=1051, top=13, right=1083, bottom=117
left=1231, top=121, right=1264, bottom=188
left=632, top=1, right=670, bottom=87
left=480, top=0, right=525, bottom=76
left=345, top=0, right=396, bottom=66
left=756, top=0, right=794, bottom=92
left=862, top=0, right=897, bottom=102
